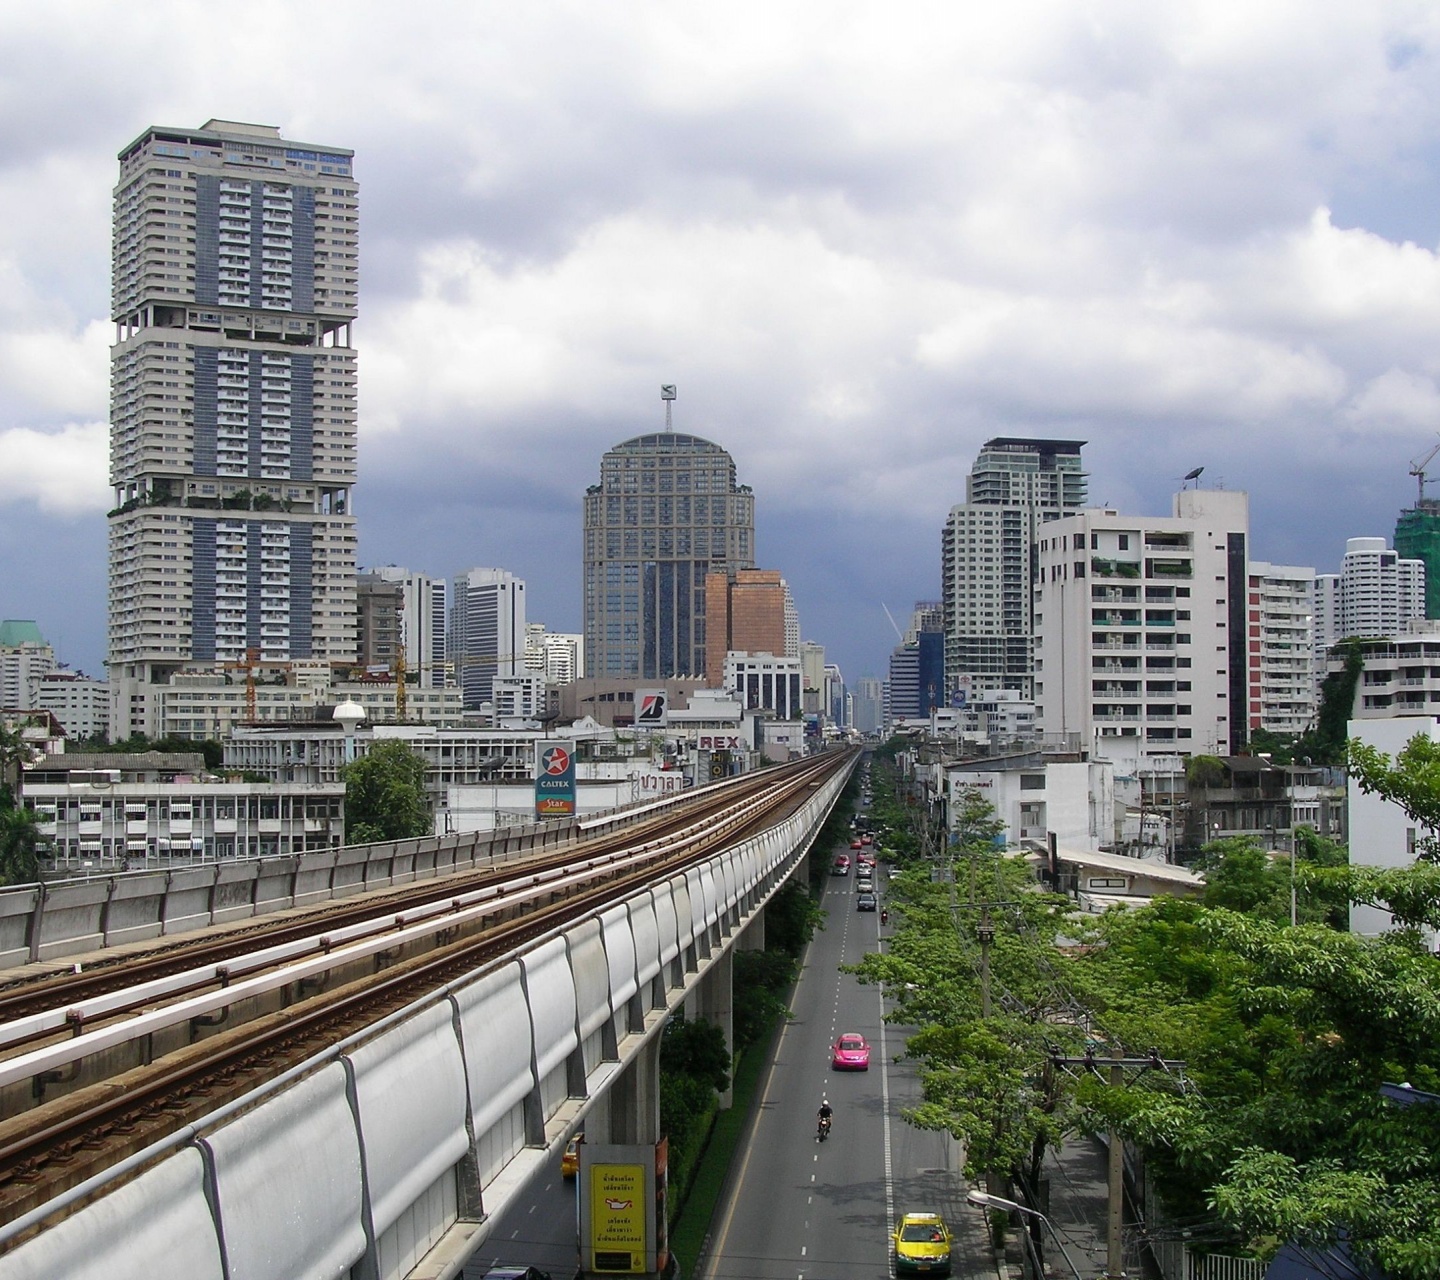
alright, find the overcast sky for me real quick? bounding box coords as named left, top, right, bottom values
left=4, top=2, right=1440, bottom=685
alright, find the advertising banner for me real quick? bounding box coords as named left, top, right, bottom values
left=534, top=740, right=577, bottom=819
left=579, top=1144, right=657, bottom=1274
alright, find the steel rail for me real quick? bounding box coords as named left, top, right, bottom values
left=0, top=751, right=847, bottom=1223
left=0, top=760, right=803, bottom=1026
left=0, top=767, right=806, bottom=1084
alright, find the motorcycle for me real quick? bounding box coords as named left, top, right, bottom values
left=817, top=1114, right=832, bottom=1142
left=880, top=908, right=889, bottom=925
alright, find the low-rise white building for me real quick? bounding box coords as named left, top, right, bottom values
left=723, top=652, right=804, bottom=721
left=1347, top=715, right=1439, bottom=942
left=112, top=660, right=465, bottom=739
left=22, top=752, right=345, bottom=867
left=941, top=751, right=1116, bottom=851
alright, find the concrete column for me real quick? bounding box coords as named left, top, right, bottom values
left=603, top=1030, right=663, bottom=1146
left=692, top=947, right=735, bottom=1109
left=738, top=904, right=765, bottom=952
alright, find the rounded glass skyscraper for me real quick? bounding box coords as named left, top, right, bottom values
left=583, top=431, right=754, bottom=679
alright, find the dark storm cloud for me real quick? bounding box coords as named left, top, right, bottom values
left=4, top=2, right=1440, bottom=685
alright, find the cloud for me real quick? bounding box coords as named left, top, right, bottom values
left=5, top=1, right=1440, bottom=682
left=0, top=421, right=108, bottom=515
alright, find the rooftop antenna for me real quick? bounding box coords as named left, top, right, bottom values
left=661, top=384, right=676, bottom=431
left=1182, top=466, right=1204, bottom=490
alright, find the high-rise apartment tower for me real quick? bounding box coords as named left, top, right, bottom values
left=108, top=120, right=358, bottom=683
left=583, top=431, right=754, bottom=679
left=942, top=438, right=1086, bottom=700
left=450, top=569, right=526, bottom=711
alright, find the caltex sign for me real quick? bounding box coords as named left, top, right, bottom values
left=535, top=740, right=577, bottom=818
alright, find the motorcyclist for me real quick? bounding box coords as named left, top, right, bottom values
left=817, top=1096, right=834, bottom=1136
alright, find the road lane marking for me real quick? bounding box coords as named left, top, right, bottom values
left=700, top=926, right=814, bottom=1280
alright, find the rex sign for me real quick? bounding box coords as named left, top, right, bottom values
left=534, top=740, right=577, bottom=819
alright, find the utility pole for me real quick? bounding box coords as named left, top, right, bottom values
left=1050, top=1047, right=1188, bottom=1279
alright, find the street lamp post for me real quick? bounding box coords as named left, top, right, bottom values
left=967, top=1190, right=1085, bottom=1280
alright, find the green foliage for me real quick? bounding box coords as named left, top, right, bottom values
left=661, top=1016, right=731, bottom=1093
left=659, top=1070, right=716, bottom=1211
left=850, top=840, right=1086, bottom=1191
left=0, top=806, right=40, bottom=885
left=1186, top=754, right=1228, bottom=788
left=1198, top=837, right=1291, bottom=920
left=764, top=879, right=822, bottom=958
left=342, top=740, right=430, bottom=843
left=949, top=784, right=1005, bottom=850
left=1312, top=639, right=1367, bottom=762
left=1069, top=901, right=1440, bottom=1275
left=733, top=949, right=796, bottom=1049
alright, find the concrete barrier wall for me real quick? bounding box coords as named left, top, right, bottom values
left=0, top=814, right=577, bottom=969
left=0, top=756, right=854, bottom=1280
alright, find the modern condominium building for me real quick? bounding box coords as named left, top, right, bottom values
left=942, top=438, right=1086, bottom=699
left=583, top=430, right=755, bottom=680
left=1313, top=537, right=1425, bottom=678
left=368, top=566, right=449, bottom=687
left=108, top=120, right=358, bottom=691
left=450, top=569, right=526, bottom=711
left=1246, top=561, right=1316, bottom=736
left=1033, top=488, right=1250, bottom=766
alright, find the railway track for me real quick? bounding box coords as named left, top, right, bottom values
left=0, top=749, right=853, bottom=1229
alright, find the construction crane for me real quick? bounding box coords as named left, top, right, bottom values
left=221, top=647, right=261, bottom=723
left=1410, top=437, right=1440, bottom=505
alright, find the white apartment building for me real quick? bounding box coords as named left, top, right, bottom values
left=943, top=756, right=1115, bottom=851
left=35, top=672, right=111, bottom=740
left=942, top=439, right=1087, bottom=700
left=1347, top=715, right=1439, bottom=941
left=1314, top=537, right=1425, bottom=680
left=1033, top=488, right=1250, bottom=770
left=523, top=624, right=584, bottom=685
left=450, top=569, right=526, bottom=711
left=108, top=121, right=359, bottom=686
left=1247, top=561, right=1316, bottom=736
left=1335, top=621, right=1440, bottom=719
left=492, top=673, right=547, bottom=722
left=371, top=566, right=448, bottom=686
left=723, top=652, right=804, bottom=720
left=23, top=753, right=345, bottom=865
left=783, top=584, right=801, bottom=659
left=0, top=621, right=56, bottom=709
left=114, top=659, right=462, bottom=739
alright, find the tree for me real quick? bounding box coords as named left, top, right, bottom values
left=851, top=805, right=1086, bottom=1206
left=661, top=1016, right=731, bottom=1094
left=0, top=806, right=40, bottom=886
left=342, top=740, right=430, bottom=844
left=1197, top=836, right=1290, bottom=919
left=1071, top=901, right=1440, bottom=1277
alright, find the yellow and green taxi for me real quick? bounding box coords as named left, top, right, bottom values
left=893, top=1211, right=952, bottom=1275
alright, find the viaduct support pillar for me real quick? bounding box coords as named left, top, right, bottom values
left=687, top=947, right=734, bottom=1109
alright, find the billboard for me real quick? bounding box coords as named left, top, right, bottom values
left=578, top=1144, right=662, bottom=1274
left=534, top=740, right=577, bottom=818
left=634, top=688, right=668, bottom=728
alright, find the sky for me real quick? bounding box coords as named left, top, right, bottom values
left=4, top=2, right=1440, bottom=685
